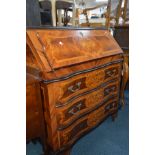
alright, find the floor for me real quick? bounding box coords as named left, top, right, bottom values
left=27, top=90, right=129, bottom=155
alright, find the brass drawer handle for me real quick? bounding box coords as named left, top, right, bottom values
left=104, top=86, right=116, bottom=95
left=68, top=81, right=82, bottom=93
left=68, top=103, right=82, bottom=115
left=106, top=69, right=117, bottom=77
left=105, top=102, right=116, bottom=111
left=105, top=104, right=112, bottom=111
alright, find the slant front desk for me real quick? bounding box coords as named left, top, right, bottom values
left=26, top=27, right=123, bottom=155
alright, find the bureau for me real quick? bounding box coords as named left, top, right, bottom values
left=26, top=27, right=123, bottom=155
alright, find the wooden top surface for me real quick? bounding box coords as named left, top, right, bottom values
left=27, top=29, right=123, bottom=72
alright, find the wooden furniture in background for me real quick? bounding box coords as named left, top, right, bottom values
left=120, top=50, right=129, bottom=106
left=113, top=25, right=129, bottom=106
left=26, top=73, right=47, bottom=151
left=105, top=0, right=123, bottom=28
left=82, top=3, right=107, bottom=27
left=56, top=1, right=73, bottom=26
left=113, top=25, right=129, bottom=48
left=26, top=27, right=123, bottom=155
left=122, top=0, right=129, bottom=25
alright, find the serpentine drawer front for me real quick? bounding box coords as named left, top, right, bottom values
left=26, top=28, right=123, bottom=154
left=56, top=81, right=120, bottom=129
left=46, top=63, right=121, bottom=108
left=59, top=97, right=118, bottom=147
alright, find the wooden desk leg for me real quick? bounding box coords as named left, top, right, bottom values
left=57, top=148, right=71, bottom=155
left=112, top=112, right=118, bottom=122
left=120, top=55, right=129, bottom=107
left=42, top=144, right=51, bottom=155
left=42, top=144, right=71, bottom=155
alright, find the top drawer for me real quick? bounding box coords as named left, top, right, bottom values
left=47, top=62, right=122, bottom=107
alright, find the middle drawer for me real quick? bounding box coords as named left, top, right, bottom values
left=56, top=80, right=120, bottom=129
left=47, top=63, right=121, bottom=108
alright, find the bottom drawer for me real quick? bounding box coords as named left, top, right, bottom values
left=58, top=96, right=118, bottom=147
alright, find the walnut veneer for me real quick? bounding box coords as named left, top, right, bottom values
left=26, top=73, right=47, bottom=151
left=26, top=27, right=123, bottom=155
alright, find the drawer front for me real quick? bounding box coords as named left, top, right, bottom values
left=60, top=64, right=120, bottom=102
left=58, top=97, right=118, bottom=146
left=56, top=81, right=120, bottom=129
left=62, top=77, right=87, bottom=99
left=47, top=63, right=121, bottom=107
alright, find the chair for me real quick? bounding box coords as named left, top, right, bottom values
left=56, top=0, right=73, bottom=26
left=82, top=3, right=107, bottom=27
left=74, top=1, right=108, bottom=27
left=113, top=25, right=129, bottom=106
left=105, top=0, right=123, bottom=28
left=112, top=0, right=129, bottom=106
left=122, top=0, right=129, bottom=25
